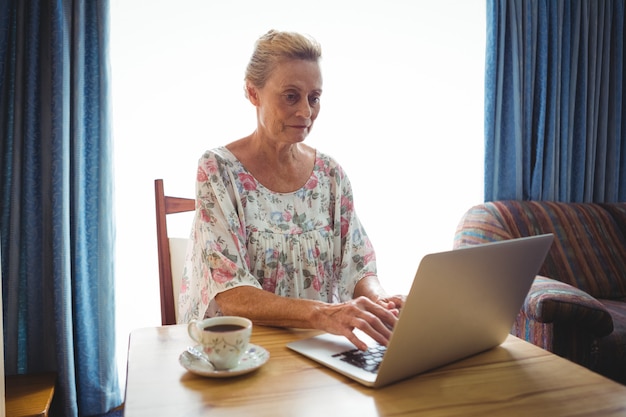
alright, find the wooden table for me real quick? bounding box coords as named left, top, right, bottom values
left=124, top=324, right=626, bottom=416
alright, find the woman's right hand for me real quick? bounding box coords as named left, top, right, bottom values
left=312, top=296, right=399, bottom=351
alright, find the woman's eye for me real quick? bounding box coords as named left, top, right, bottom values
left=285, top=93, right=299, bottom=103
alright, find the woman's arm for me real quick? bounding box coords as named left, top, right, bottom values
left=215, top=285, right=398, bottom=350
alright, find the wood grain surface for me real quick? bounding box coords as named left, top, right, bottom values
left=123, top=324, right=626, bottom=417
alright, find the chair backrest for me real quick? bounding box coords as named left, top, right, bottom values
left=154, top=179, right=195, bottom=325
left=454, top=200, right=626, bottom=299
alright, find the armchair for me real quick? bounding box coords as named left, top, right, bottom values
left=454, top=200, right=626, bottom=384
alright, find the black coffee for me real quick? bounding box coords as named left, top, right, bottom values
left=203, top=324, right=245, bottom=332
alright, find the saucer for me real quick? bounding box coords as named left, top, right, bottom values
left=179, top=344, right=270, bottom=378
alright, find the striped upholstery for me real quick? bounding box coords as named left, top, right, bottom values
left=455, top=201, right=626, bottom=299
left=521, top=276, right=613, bottom=336
left=454, top=201, right=626, bottom=383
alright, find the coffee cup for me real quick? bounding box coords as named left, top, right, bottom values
left=187, top=316, right=252, bottom=370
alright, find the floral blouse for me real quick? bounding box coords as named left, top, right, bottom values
left=178, top=146, right=377, bottom=322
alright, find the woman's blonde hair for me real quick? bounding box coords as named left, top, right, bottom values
left=244, top=30, right=322, bottom=94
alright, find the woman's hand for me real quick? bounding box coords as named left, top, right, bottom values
left=313, top=296, right=399, bottom=351
left=374, top=294, right=406, bottom=314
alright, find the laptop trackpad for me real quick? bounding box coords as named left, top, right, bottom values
left=287, top=330, right=380, bottom=386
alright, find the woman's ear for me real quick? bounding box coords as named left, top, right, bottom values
left=245, top=82, right=259, bottom=105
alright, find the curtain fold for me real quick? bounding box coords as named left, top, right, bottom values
left=0, top=1, right=121, bottom=416
left=485, top=0, right=626, bottom=202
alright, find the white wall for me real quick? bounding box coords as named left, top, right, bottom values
left=111, top=0, right=486, bottom=390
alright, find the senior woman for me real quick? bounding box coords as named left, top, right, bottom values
left=179, top=29, right=405, bottom=350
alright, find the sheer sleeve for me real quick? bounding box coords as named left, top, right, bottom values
left=178, top=150, right=261, bottom=322
left=330, top=161, right=378, bottom=302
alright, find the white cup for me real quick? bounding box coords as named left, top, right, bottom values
left=187, top=316, right=252, bottom=370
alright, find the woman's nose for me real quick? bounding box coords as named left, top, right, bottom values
left=296, top=100, right=313, bottom=118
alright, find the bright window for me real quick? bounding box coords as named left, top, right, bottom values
left=111, top=0, right=485, bottom=389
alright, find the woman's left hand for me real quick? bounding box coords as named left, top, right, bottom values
left=375, top=294, right=406, bottom=315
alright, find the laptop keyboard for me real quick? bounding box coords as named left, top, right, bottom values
left=332, top=345, right=387, bottom=373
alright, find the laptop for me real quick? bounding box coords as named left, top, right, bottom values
left=287, top=234, right=554, bottom=388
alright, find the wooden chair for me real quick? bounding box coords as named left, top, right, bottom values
left=154, top=179, right=195, bottom=325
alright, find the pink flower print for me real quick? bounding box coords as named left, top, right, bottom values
left=341, top=194, right=354, bottom=212
left=340, top=216, right=350, bottom=237
left=197, top=166, right=208, bottom=182
left=283, top=210, right=292, bottom=222
left=275, top=262, right=286, bottom=283
left=262, top=275, right=276, bottom=292
left=315, top=157, right=331, bottom=175
left=314, top=262, right=326, bottom=292
left=263, top=262, right=287, bottom=292
left=201, top=286, right=209, bottom=305
left=180, top=275, right=189, bottom=294
left=209, top=253, right=238, bottom=284
left=317, top=260, right=325, bottom=276
left=231, top=232, right=242, bottom=252
left=238, top=173, right=257, bottom=191
left=363, top=245, right=376, bottom=265
left=209, top=241, right=223, bottom=253
left=304, top=173, right=318, bottom=190
left=200, top=208, right=212, bottom=224
left=312, top=275, right=322, bottom=291
left=213, top=268, right=232, bottom=284
left=202, top=158, right=219, bottom=175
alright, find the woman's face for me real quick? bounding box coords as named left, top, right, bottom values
left=251, top=59, right=322, bottom=145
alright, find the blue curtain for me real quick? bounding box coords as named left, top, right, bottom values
left=485, top=0, right=626, bottom=202
left=0, top=1, right=121, bottom=416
